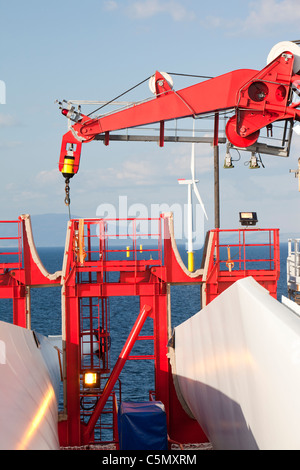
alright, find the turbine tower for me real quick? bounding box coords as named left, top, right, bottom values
left=178, top=121, right=208, bottom=272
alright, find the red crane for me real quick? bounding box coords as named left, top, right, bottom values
left=52, top=43, right=298, bottom=447
left=58, top=43, right=300, bottom=181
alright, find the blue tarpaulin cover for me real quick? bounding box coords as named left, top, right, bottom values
left=118, top=401, right=168, bottom=450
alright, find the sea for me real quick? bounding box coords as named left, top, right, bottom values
left=0, top=242, right=291, bottom=420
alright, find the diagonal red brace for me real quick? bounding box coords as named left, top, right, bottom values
left=83, top=303, right=152, bottom=443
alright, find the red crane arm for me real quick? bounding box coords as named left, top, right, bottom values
left=59, top=50, right=300, bottom=177
left=73, top=69, right=256, bottom=137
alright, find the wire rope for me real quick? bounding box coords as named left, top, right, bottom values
left=87, top=76, right=152, bottom=117
left=86, top=72, right=214, bottom=117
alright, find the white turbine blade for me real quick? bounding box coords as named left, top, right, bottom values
left=193, top=181, right=208, bottom=220
left=294, top=124, right=300, bottom=136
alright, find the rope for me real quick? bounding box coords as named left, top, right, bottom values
left=167, top=72, right=214, bottom=79
left=86, top=72, right=214, bottom=117
left=67, top=202, right=71, bottom=220
left=87, top=75, right=152, bottom=117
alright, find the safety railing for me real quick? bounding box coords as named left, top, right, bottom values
left=287, top=239, right=300, bottom=294
left=71, top=217, right=164, bottom=272
left=0, top=219, right=23, bottom=271
left=203, top=227, right=280, bottom=304
left=207, top=228, right=280, bottom=277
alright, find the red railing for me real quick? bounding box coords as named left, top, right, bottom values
left=0, top=219, right=23, bottom=272
left=214, top=228, right=280, bottom=273
left=204, top=228, right=280, bottom=303
left=70, top=217, right=163, bottom=270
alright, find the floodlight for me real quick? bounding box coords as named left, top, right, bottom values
left=239, top=212, right=258, bottom=226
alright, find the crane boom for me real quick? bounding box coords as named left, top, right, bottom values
left=58, top=48, right=300, bottom=178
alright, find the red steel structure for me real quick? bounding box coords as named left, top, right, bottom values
left=202, top=228, right=280, bottom=306
left=0, top=215, right=61, bottom=328
left=0, top=214, right=280, bottom=447
left=58, top=48, right=300, bottom=177
left=0, top=43, right=290, bottom=448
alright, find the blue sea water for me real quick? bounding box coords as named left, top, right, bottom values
left=0, top=242, right=290, bottom=408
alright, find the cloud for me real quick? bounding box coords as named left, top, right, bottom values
left=103, top=0, right=118, bottom=11
left=202, top=0, right=300, bottom=35
left=167, top=142, right=213, bottom=177
left=127, top=0, right=195, bottom=21
left=0, top=113, right=19, bottom=127
left=167, top=154, right=212, bottom=177
left=3, top=181, right=48, bottom=203
left=115, top=159, right=157, bottom=184
left=241, top=0, right=300, bottom=32
left=65, top=158, right=158, bottom=195
left=0, top=140, right=22, bottom=148
left=36, top=169, right=61, bottom=186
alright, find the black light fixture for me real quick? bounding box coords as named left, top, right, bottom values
left=239, top=212, right=258, bottom=226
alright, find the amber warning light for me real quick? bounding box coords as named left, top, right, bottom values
left=83, top=371, right=100, bottom=388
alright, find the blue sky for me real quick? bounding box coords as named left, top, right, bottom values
left=1, top=0, right=300, bottom=239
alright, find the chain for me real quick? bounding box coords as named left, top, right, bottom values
left=64, top=178, right=72, bottom=219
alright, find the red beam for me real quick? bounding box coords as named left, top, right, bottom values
left=75, top=281, right=162, bottom=298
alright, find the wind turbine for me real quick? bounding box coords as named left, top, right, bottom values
left=178, top=121, right=208, bottom=272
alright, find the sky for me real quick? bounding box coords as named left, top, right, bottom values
left=1, top=0, right=300, bottom=245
